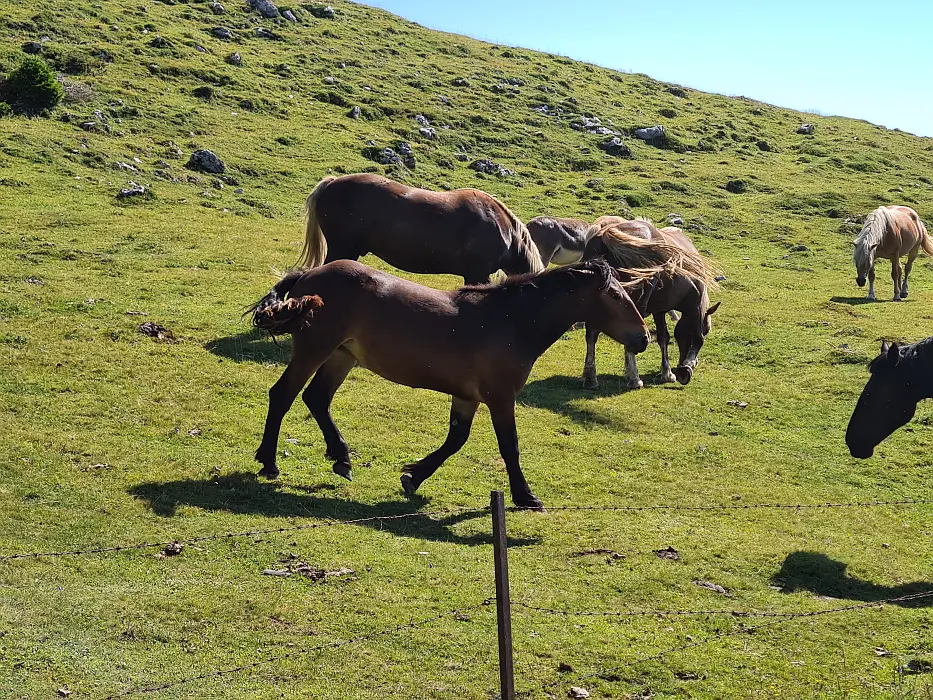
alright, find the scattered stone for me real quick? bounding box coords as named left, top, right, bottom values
left=307, top=4, right=335, bottom=18
left=452, top=77, right=470, bottom=87
left=506, top=77, right=525, bottom=86
left=114, top=161, right=138, bottom=172
left=225, top=52, right=242, bottom=66
left=414, top=114, right=430, bottom=127
left=693, top=579, right=732, bottom=596
left=22, top=41, right=42, bottom=54
left=194, top=44, right=206, bottom=53
left=118, top=182, right=149, bottom=199
left=714, top=275, right=728, bottom=282
left=470, top=158, right=513, bottom=176
left=282, top=9, right=297, bottom=21
left=725, top=179, right=748, bottom=194
left=323, top=75, right=335, bottom=84
left=653, top=546, right=680, bottom=561
left=899, top=659, right=933, bottom=675
left=756, top=140, right=773, bottom=152
left=26, top=277, right=44, bottom=285
left=455, top=152, right=469, bottom=162
left=727, top=400, right=748, bottom=408
left=666, top=85, right=688, bottom=98
left=788, top=244, right=810, bottom=252
left=634, top=125, right=665, bottom=141
left=454, top=611, right=471, bottom=621
left=234, top=187, right=244, bottom=194
left=254, top=27, right=278, bottom=39
left=262, top=568, right=291, bottom=577
left=57, top=688, right=72, bottom=698
left=186, top=149, right=225, bottom=174
left=149, top=36, right=169, bottom=48
left=397, top=142, right=413, bottom=156
left=419, top=126, right=436, bottom=140
left=797, top=123, right=815, bottom=135
left=137, top=322, right=174, bottom=341
left=248, top=0, right=280, bottom=18
left=874, top=647, right=893, bottom=657
left=347, top=105, right=361, bottom=119
left=212, top=27, right=234, bottom=41
left=569, top=688, right=590, bottom=699
left=193, top=85, right=214, bottom=100
left=600, top=137, right=632, bottom=158
left=210, top=2, right=226, bottom=14
left=667, top=214, right=684, bottom=226
left=158, top=542, right=184, bottom=557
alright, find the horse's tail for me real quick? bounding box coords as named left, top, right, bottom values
left=917, top=217, right=933, bottom=256
left=246, top=271, right=323, bottom=335
left=296, top=176, right=335, bottom=269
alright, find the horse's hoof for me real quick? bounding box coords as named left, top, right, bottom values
left=514, top=496, right=546, bottom=512
left=901, top=291, right=909, bottom=298
left=332, top=462, right=352, bottom=481
left=400, top=473, right=417, bottom=497
left=660, top=371, right=677, bottom=384
left=582, top=376, right=599, bottom=390
left=867, top=295, right=876, bottom=301
left=257, top=465, right=279, bottom=480
left=893, top=296, right=903, bottom=302
left=624, top=379, right=644, bottom=390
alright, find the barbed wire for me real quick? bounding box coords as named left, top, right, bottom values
left=98, top=598, right=494, bottom=698
left=512, top=498, right=932, bottom=513
left=513, top=600, right=810, bottom=619
left=550, top=590, right=933, bottom=691
left=0, top=507, right=489, bottom=561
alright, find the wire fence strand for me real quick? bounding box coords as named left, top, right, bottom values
left=98, top=599, right=494, bottom=699
left=513, top=600, right=815, bottom=619
left=512, top=498, right=933, bottom=513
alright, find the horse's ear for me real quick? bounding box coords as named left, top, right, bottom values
left=888, top=342, right=901, bottom=366
left=880, top=339, right=890, bottom=355
left=706, top=301, right=721, bottom=316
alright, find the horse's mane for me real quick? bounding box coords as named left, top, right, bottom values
left=854, top=207, right=893, bottom=266
left=454, top=258, right=614, bottom=299
left=592, top=221, right=718, bottom=288
left=487, top=195, right=545, bottom=274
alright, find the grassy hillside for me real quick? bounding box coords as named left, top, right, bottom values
left=1, top=1, right=933, bottom=698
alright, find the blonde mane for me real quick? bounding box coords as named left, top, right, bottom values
left=854, top=207, right=893, bottom=268
left=489, top=195, right=545, bottom=274
left=591, top=219, right=719, bottom=289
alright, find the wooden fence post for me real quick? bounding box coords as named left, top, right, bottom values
left=491, top=490, right=515, bottom=700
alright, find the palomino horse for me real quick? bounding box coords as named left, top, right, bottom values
left=249, top=259, right=650, bottom=510
left=297, top=173, right=544, bottom=284
left=853, top=205, right=932, bottom=301
left=526, top=216, right=599, bottom=265
left=581, top=218, right=719, bottom=389
left=846, top=337, right=933, bottom=458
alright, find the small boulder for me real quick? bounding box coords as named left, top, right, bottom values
left=225, top=52, right=242, bottom=66
left=308, top=4, right=335, bottom=18
left=600, top=137, right=632, bottom=158
left=414, top=114, right=430, bottom=127
left=347, top=105, right=361, bottom=119
left=210, top=2, right=226, bottom=14
left=22, top=41, right=43, bottom=55
left=470, top=159, right=513, bottom=176
left=254, top=27, right=278, bottom=40
left=118, top=182, right=149, bottom=199
left=282, top=9, right=298, bottom=21
left=634, top=125, right=665, bottom=141
left=212, top=27, right=234, bottom=40
left=247, top=0, right=280, bottom=19
left=756, top=140, right=773, bottom=151
left=666, top=85, right=688, bottom=98
left=419, top=126, right=436, bottom=140
left=186, top=149, right=225, bottom=174
left=667, top=213, right=684, bottom=226
left=149, top=36, right=169, bottom=48
left=725, top=179, right=748, bottom=194
left=797, top=123, right=815, bottom=135
left=452, top=77, right=470, bottom=87
left=569, top=688, right=590, bottom=699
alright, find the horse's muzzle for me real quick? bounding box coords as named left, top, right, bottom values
left=628, top=332, right=650, bottom=354
left=856, top=277, right=866, bottom=288
left=848, top=443, right=873, bottom=459
left=673, top=365, right=694, bottom=385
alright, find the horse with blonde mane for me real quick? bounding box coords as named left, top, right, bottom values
left=297, top=174, right=543, bottom=284
left=853, top=205, right=933, bottom=301
left=526, top=216, right=600, bottom=265
left=581, top=217, right=720, bottom=389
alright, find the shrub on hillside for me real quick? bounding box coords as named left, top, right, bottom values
left=2, top=56, right=63, bottom=115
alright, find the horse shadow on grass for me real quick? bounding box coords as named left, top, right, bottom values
left=128, top=472, right=539, bottom=548
left=773, top=551, right=933, bottom=608
left=205, top=329, right=290, bottom=365
left=520, top=373, right=681, bottom=427
left=829, top=296, right=898, bottom=306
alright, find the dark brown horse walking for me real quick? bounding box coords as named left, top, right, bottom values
left=297, top=174, right=544, bottom=284
left=581, top=218, right=719, bottom=389
left=249, top=259, right=650, bottom=509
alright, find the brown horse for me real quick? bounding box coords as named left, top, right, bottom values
left=249, top=259, right=650, bottom=510
left=526, top=216, right=598, bottom=265
left=853, top=205, right=933, bottom=301
left=846, top=337, right=933, bottom=458
left=581, top=218, right=719, bottom=389
left=297, top=173, right=544, bottom=284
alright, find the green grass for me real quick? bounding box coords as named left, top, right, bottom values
left=2, top=1, right=933, bottom=698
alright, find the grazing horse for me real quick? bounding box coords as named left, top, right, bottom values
left=526, top=216, right=599, bottom=265
left=853, top=205, right=932, bottom=301
left=297, top=173, right=544, bottom=284
left=846, top=337, right=933, bottom=458
left=581, top=219, right=719, bottom=389
left=249, top=259, right=650, bottom=510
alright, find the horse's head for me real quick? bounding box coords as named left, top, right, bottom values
left=853, top=241, right=873, bottom=287
left=586, top=260, right=650, bottom=353
left=846, top=341, right=918, bottom=458
left=671, top=298, right=720, bottom=385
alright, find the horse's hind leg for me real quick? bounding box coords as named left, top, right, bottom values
left=302, top=348, right=357, bottom=481
left=255, top=347, right=333, bottom=479
left=582, top=325, right=600, bottom=390
left=892, top=258, right=904, bottom=301
left=902, top=250, right=918, bottom=298
left=400, top=398, right=479, bottom=497
left=654, top=312, right=677, bottom=384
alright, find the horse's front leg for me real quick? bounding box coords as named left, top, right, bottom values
left=654, top=312, right=676, bottom=383
left=302, top=349, right=357, bottom=480
left=488, top=399, right=543, bottom=511
left=401, top=398, right=479, bottom=497
left=582, top=324, right=600, bottom=390
left=623, top=350, right=643, bottom=389
left=255, top=352, right=327, bottom=479
left=891, top=258, right=903, bottom=301
left=867, top=266, right=876, bottom=300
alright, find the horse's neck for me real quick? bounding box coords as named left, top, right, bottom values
left=507, top=282, right=592, bottom=356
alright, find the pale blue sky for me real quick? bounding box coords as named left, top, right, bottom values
left=364, top=1, right=933, bottom=137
